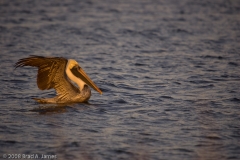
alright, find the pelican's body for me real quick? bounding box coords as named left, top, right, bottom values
left=15, top=55, right=102, bottom=103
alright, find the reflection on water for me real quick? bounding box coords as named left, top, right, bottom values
left=30, top=104, right=69, bottom=115
left=197, top=108, right=221, bottom=159
left=0, top=0, right=240, bottom=159
left=29, top=101, right=96, bottom=115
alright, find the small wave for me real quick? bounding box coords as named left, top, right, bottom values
left=205, top=135, right=222, bottom=140
left=197, top=84, right=214, bottom=88
left=200, top=55, right=224, bottom=59
left=228, top=62, right=238, bottom=66
left=229, top=98, right=240, bottom=102
left=112, top=99, right=128, bottom=104
left=0, top=140, right=17, bottom=145
left=172, top=148, right=194, bottom=153
left=160, top=96, right=173, bottom=99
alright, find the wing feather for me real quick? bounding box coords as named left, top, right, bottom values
left=15, top=55, right=79, bottom=101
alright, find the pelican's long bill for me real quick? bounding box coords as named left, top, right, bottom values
left=71, top=66, right=102, bottom=94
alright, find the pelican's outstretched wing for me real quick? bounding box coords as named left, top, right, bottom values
left=15, top=55, right=79, bottom=100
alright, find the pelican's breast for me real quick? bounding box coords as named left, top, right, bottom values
left=74, top=85, right=91, bottom=102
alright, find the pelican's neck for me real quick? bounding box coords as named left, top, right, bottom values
left=65, top=62, right=85, bottom=91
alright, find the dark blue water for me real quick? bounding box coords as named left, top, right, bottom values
left=0, top=0, right=240, bottom=159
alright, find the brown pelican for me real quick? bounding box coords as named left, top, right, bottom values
left=15, top=55, right=102, bottom=103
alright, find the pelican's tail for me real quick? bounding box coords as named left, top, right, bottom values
left=33, top=98, right=57, bottom=104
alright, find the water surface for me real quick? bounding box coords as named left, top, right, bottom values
left=0, top=0, right=240, bottom=159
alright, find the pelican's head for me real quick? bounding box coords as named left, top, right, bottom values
left=68, top=59, right=102, bottom=94
left=67, top=59, right=80, bottom=69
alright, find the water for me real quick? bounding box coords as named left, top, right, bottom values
left=0, top=0, right=240, bottom=159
